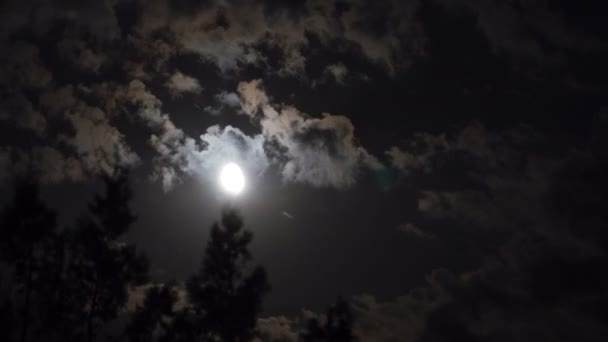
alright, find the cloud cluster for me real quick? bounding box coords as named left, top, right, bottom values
left=95, top=79, right=268, bottom=191
left=0, top=0, right=412, bottom=189
left=133, top=0, right=425, bottom=76
left=153, top=125, right=268, bottom=192
left=104, top=78, right=377, bottom=191
left=41, top=85, right=140, bottom=177
left=238, top=79, right=381, bottom=188
left=257, top=118, right=608, bottom=341
left=0, top=83, right=140, bottom=183
left=386, top=122, right=551, bottom=235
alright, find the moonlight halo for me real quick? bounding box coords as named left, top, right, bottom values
left=219, top=162, right=246, bottom=195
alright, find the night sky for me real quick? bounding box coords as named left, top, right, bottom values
left=1, top=1, right=608, bottom=341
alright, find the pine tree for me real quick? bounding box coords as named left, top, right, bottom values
left=0, top=179, right=60, bottom=342
left=63, top=172, right=149, bottom=341
left=184, top=208, right=271, bottom=342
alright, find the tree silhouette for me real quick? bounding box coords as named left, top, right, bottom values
left=62, top=172, right=149, bottom=341
left=300, top=298, right=357, bottom=342
left=0, top=297, right=14, bottom=342
left=0, top=178, right=61, bottom=342
left=179, top=208, right=271, bottom=342
left=125, top=283, right=178, bottom=342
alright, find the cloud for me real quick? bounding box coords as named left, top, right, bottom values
left=92, top=78, right=379, bottom=190
left=0, top=147, right=20, bottom=182
left=385, top=132, right=449, bottom=175
left=39, top=85, right=140, bottom=178
left=92, top=79, right=270, bottom=191
left=215, top=91, right=241, bottom=108
left=255, top=316, right=298, bottom=342
left=362, top=122, right=608, bottom=341
left=351, top=287, right=442, bottom=342
left=58, top=106, right=140, bottom=177
left=298, top=143, right=608, bottom=340
left=135, top=0, right=426, bottom=76
left=151, top=166, right=180, bottom=193
left=0, top=0, right=120, bottom=41
left=0, top=42, right=52, bottom=89
left=325, top=63, right=349, bottom=84
left=124, top=36, right=177, bottom=77
left=397, top=223, right=436, bottom=240
left=0, top=83, right=138, bottom=183
left=165, top=71, right=203, bottom=97
left=0, top=92, right=47, bottom=136
left=256, top=274, right=444, bottom=342
left=238, top=79, right=270, bottom=116
left=57, top=36, right=106, bottom=72
left=204, top=91, right=241, bottom=115
left=177, top=125, right=269, bottom=184
left=384, top=122, right=554, bottom=235
left=104, top=79, right=186, bottom=159
left=0, top=145, right=85, bottom=184
left=238, top=79, right=381, bottom=189
left=437, top=0, right=605, bottom=65
left=32, top=146, right=86, bottom=183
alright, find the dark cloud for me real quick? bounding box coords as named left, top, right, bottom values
left=438, top=0, right=605, bottom=63
left=332, top=117, right=608, bottom=341
left=0, top=0, right=121, bottom=41
left=257, top=122, right=608, bottom=341
left=42, top=85, right=140, bottom=177
left=0, top=93, right=46, bottom=136
left=0, top=83, right=138, bottom=183
left=0, top=145, right=85, bottom=184
left=384, top=122, right=551, bottom=238
left=385, top=132, right=449, bottom=175
left=132, top=0, right=425, bottom=77
left=0, top=42, right=52, bottom=89
left=57, top=35, right=107, bottom=73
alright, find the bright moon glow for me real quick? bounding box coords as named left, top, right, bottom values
left=219, top=163, right=245, bottom=195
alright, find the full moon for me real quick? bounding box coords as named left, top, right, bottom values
left=219, top=162, right=245, bottom=195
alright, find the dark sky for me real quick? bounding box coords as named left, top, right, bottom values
left=1, top=0, right=608, bottom=340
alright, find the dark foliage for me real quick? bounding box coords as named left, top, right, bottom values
left=0, top=172, right=149, bottom=342
left=62, top=172, right=149, bottom=341
left=180, top=208, right=271, bottom=341
left=125, top=284, right=179, bottom=342
left=124, top=208, right=271, bottom=342
left=300, top=298, right=357, bottom=342
left=0, top=179, right=62, bottom=342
